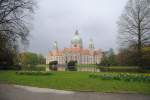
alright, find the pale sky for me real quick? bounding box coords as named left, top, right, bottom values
left=28, top=0, right=128, bottom=55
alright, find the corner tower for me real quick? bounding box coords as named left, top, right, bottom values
left=53, top=41, right=58, bottom=51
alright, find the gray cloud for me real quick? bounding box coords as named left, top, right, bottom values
left=28, top=0, right=128, bottom=55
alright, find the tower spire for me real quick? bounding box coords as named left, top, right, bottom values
left=75, top=30, right=79, bottom=35
left=89, top=37, right=94, bottom=50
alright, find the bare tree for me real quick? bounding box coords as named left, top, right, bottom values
left=0, top=0, right=35, bottom=66
left=117, top=0, right=150, bottom=66
left=0, top=0, right=35, bottom=43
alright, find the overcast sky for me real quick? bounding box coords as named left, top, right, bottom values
left=28, top=0, right=128, bottom=55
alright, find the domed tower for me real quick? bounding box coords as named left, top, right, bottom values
left=71, top=30, right=83, bottom=48
left=89, top=37, right=94, bottom=50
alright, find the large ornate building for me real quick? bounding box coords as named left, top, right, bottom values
left=46, top=30, right=103, bottom=64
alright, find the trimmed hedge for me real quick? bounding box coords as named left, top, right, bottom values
left=21, top=65, right=45, bottom=71
left=16, top=71, right=52, bottom=75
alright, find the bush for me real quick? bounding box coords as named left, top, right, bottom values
left=49, top=61, right=58, bottom=71
left=67, top=60, right=77, bottom=66
left=67, top=61, right=77, bottom=71
left=49, top=61, right=58, bottom=65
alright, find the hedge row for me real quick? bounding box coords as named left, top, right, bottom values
left=21, top=65, right=45, bottom=71
left=16, top=71, right=52, bottom=75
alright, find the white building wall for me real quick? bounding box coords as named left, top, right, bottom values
left=47, top=52, right=102, bottom=64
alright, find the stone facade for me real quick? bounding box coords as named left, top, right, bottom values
left=46, top=30, right=103, bottom=64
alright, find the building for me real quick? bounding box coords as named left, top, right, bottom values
left=46, top=30, right=103, bottom=64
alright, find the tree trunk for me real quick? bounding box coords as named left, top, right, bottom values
left=137, top=21, right=142, bottom=67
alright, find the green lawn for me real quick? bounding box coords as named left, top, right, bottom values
left=0, top=71, right=150, bottom=94
left=77, top=64, right=98, bottom=67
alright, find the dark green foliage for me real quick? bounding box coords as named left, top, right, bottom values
left=49, top=61, right=58, bottom=71
left=49, top=61, right=58, bottom=65
left=67, top=60, right=77, bottom=71
left=67, top=60, right=77, bottom=66
left=16, top=71, right=52, bottom=75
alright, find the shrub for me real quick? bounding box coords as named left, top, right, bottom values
left=49, top=61, right=58, bottom=65
left=49, top=61, right=58, bottom=71
left=67, top=60, right=77, bottom=71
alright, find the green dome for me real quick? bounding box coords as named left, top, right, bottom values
left=71, top=30, right=83, bottom=48
left=71, top=35, right=82, bottom=43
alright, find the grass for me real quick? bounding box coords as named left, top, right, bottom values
left=107, top=66, right=139, bottom=69
left=77, top=64, right=138, bottom=68
left=89, top=73, right=150, bottom=82
left=0, top=71, right=150, bottom=94
left=77, top=64, right=98, bottom=67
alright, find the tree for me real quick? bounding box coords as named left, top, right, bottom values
left=117, top=48, right=138, bottom=66
left=19, top=52, right=38, bottom=65
left=100, top=48, right=118, bottom=66
left=100, top=54, right=110, bottom=66
left=142, top=46, right=150, bottom=67
left=19, top=52, right=45, bottom=65
left=37, top=54, right=46, bottom=64
left=0, top=0, right=35, bottom=67
left=117, top=0, right=150, bottom=67
left=107, top=48, right=117, bottom=66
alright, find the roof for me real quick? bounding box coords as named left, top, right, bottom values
left=48, top=50, right=63, bottom=57
left=48, top=47, right=102, bottom=57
